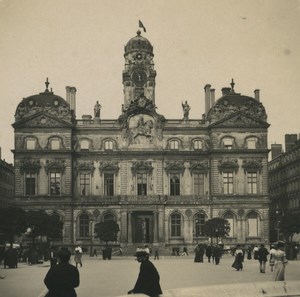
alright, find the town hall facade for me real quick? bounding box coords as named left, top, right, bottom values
left=13, top=30, right=270, bottom=251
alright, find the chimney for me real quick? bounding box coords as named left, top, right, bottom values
left=66, top=86, right=71, bottom=105
left=254, top=89, right=260, bottom=101
left=221, top=87, right=231, bottom=96
left=285, top=134, right=298, bottom=153
left=69, top=87, right=77, bottom=117
left=210, top=88, right=215, bottom=108
left=271, top=144, right=282, bottom=159
left=204, top=84, right=211, bottom=116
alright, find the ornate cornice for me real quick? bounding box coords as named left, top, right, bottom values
left=131, top=161, right=153, bottom=175
left=99, top=162, right=119, bottom=175
left=165, top=161, right=185, bottom=174
left=45, top=159, right=66, bottom=173
left=218, top=158, right=239, bottom=173
left=19, top=159, right=41, bottom=173
left=242, top=159, right=263, bottom=172
left=190, top=161, right=209, bottom=174
left=75, top=162, right=95, bottom=174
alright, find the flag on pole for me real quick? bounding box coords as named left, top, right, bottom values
left=139, top=20, right=146, bottom=32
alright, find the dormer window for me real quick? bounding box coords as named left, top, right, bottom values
left=170, top=140, right=179, bottom=150
left=80, top=140, right=89, bottom=150
left=247, top=137, right=257, bottom=149
left=222, top=137, right=233, bottom=149
left=104, top=140, right=113, bottom=151
left=193, top=140, right=203, bottom=150
left=50, top=139, right=60, bottom=150
left=26, top=139, right=37, bottom=150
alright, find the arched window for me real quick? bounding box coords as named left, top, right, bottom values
left=170, top=213, right=181, bottom=237
left=170, top=140, right=179, bottom=150
left=193, top=140, right=203, bottom=150
left=103, top=213, right=115, bottom=222
left=80, top=140, right=89, bottom=150
left=104, top=140, right=113, bottom=151
left=79, top=214, right=89, bottom=237
left=194, top=213, right=206, bottom=236
left=247, top=212, right=258, bottom=237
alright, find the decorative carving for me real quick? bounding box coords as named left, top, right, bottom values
left=20, top=159, right=41, bottom=173
left=165, top=161, right=185, bottom=174
left=99, top=162, right=119, bottom=175
left=190, top=161, right=209, bottom=174
left=242, top=159, right=263, bottom=172
left=129, top=115, right=154, bottom=144
left=237, top=209, right=245, bottom=218
left=218, top=158, right=239, bottom=173
left=131, top=161, right=153, bottom=175
left=75, top=161, right=95, bottom=174
left=45, top=159, right=66, bottom=173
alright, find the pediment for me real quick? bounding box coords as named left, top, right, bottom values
left=209, top=112, right=269, bottom=128
left=13, top=112, right=73, bottom=128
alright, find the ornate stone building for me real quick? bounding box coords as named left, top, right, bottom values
left=269, top=134, right=300, bottom=242
left=13, top=30, right=270, bottom=251
left=0, top=148, right=14, bottom=208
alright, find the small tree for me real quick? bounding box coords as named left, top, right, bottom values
left=0, top=207, right=27, bottom=246
left=280, top=212, right=300, bottom=242
left=202, top=217, right=230, bottom=244
left=94, top=220, right=120, bottom=246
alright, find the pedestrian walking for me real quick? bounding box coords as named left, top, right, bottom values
left=183, top=246, right=188, bottom=256
left=213, top=244, right=222, bottom=265
left=194, top=244, right=204, bottom=262
left=93, top=249, right=97, bottom=257
left=269, top=244, right=276, bottom=272
left=273, top=241, right=288, bottom=281
left=258, top=244, right=269, bottom=273
left=74, top=245, right=82, bottom=268
left=128, top=250, right=162, bottom=297
left=205, top=244, right=212, bottom=263
left=246, top=246, right=252, bottom=260
left=232, top=244, right=243, bottom=271
left=50, top=247, right=58, bottom=267
left=154, top=249, right=159, bottom=260
left=253, top=245, right=259, bottom=260
left=44, top=247, right=80, bottom=297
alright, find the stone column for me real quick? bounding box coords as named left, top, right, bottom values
left=153, top=211, right=158, bottom=244
left=128, top=211, right=132, bottom=244
left=120, top=210, right=127, bottom=243
left=158, top=208, right=165, bottom=243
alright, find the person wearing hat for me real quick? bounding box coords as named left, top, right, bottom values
left=273, top=241, right=288, bottom=281
left=44, top=247, right=80, bottom=297
left=128, top=250, right=162, bottom=297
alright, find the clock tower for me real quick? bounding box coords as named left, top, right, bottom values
left=123, top=30, right=156, bottom=109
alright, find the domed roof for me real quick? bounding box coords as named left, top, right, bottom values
left=124, top=30, right=153, bottom=55
left=207, top=90, right=267, bottom=123
left=14, top=79, right=71, bottom=123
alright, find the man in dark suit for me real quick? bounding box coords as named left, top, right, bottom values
left=44, top=247, right=80, bottom=297
left=258, top=244, right=269, bottom=273
left=128, top=250, right=162, bottom=297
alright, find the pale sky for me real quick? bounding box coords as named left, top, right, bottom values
left=0, top=0, right=299, bottom=163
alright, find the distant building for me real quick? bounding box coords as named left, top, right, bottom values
left=269, top=134, right=300, bottom=242
left=12, top=29, right=270, bottom=251
left=0, top=148, right=14, bottom=208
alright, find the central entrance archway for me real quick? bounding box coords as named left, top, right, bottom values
left=132, top=211, right=154, bottom=243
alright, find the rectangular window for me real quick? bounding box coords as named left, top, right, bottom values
left=137, top=173, right=147, bottom=195
left=51, top=139, right=60, bottom=150
left=50, top=172, right=61, bottom=195
left=194, top=173, right=204, bottom=195
left=26, top=139, right=36, bottom=150
left=170, top=174, right=180, bottom=196
left=25, top=173, right=36, bottom=195
left=223, top=172, right=233, bottom=194
left=247, top=172, right=257, bottom=194
left=171, top=216, right=181, bottom=237
left=104, top=173, right=114, bottom=196
left=80, top=173, right=90, bottom=196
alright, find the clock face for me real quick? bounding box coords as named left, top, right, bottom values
left=132, top=69, right=147, bottom=87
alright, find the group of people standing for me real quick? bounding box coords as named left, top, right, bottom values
left=231, top=241, right=288, bottom=281
left=194, top=243, right=223, bottom=265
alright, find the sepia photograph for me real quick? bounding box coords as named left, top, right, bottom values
left=0, top=0, right=300, bottom=296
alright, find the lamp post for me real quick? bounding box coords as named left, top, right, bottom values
left=89, top=219, right=93, bottom=257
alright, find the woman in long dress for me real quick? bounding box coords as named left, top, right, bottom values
left=273, top=241, right=288, bottom=281
left=232, top=245, right=243, bottom=271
